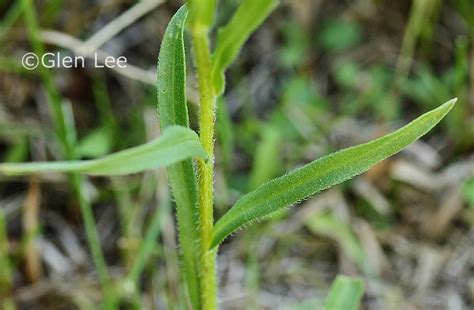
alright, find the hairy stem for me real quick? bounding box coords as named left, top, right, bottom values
left=192, top=28, right=218, bottom=309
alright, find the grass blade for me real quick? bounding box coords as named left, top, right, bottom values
left=0, top=0, right=24, bottom=44
left=21, top=1, right=116, bottom=306
left=248, top=125, right=282, bottom=190
left=0, top=209, right=15, bottom=309
left=211, top=0, right=279, bottom=95
left=306, top=212, right=370, bottom=274
left=156, top=6, right=202, bottom=308
left=212, top=99, right=456, bottom=248
left=324, top=275, right=364, bottom=310
left=0, top=210, right=13, bottom=296
left=0, top=126, right=207, bottom=176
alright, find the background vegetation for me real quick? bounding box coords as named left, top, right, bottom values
left=0, top=0, right=473, bottom=308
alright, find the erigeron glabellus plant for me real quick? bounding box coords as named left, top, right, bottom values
left=0, top=1, right=457, bottom=309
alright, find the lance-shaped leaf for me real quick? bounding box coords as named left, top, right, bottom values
left=0, top=126, right=206, bottom=176
left=324, top=275, right=364, bottom=310
left=211, top=99, right=456, bottom=248
left=212, top=0, right=279, bottom=95
left=156, top=6, right=201, bottom=309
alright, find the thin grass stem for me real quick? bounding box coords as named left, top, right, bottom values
left=21, top=1, right=117, bottom=307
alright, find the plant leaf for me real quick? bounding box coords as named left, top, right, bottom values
left=248, top=124, right=281, bottom=190
left=324, top=275, right=364, bottom=310
left=0, top=209, right=13, bottom=292
left=306, top=212, right=370, bottom=274
left=0, top=126, right=206, bottom=176
left=211, top=99, right=456, bottom=248
left=212, top=0, right=279, bottom=95
left=156, top=6, right=201, bottom=309
left=157, top=6, right=189, bottom=129
left=77, top=127, right=112, bottom=158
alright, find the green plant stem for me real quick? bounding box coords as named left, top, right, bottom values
left=21, top=1, right=116, bottom=308
left=192, top=28, right=218, bottom=309
left=126, top=194, right=169, bottom=284
left=394, top=0, right=432, bottom=86
left=1, top=209, right=17, bottom=310
left=70, top=174, right=116, bottom=306
left=0, top=209, right=13, bottom=298
left=0, top=0, right=24, bottom=44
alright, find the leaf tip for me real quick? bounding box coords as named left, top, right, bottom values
left=430, top=97, right=457, bottom=121
left=445, top=97, right=457, bottom=109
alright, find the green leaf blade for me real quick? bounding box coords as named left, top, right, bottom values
left=212, top=0, right=279, bottom=95
left=212, top=99, right=456, bottom=248
left=306, top=212, right=370, bottom=274
left=0, top=126, right=206, bottom=176
left=157, top=5, right=189, bottom=129
left=324, top=275, right=364, bottom=310
left=156, top=6, right=202, bottom=309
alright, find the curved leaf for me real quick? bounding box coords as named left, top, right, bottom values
left=324, top=275, right=364, bottom=310
left=156, top=6, right=202, bottom=309
left=212, top=0, right=279, bottom=95
left=0, top=126, right=206, bottom=176
left=212, top=99, right=456, bottom=248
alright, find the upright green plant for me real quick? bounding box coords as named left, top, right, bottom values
left=0, top=1, right=457, bottom=309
